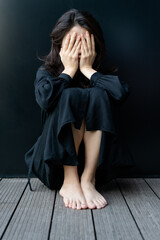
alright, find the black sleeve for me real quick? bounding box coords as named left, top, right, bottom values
left=90, top=71, right=130, bottom=103
left=34, top=66, right=73, bottom=111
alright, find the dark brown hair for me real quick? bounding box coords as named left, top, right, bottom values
left=37, top=8, right=118, bottom=88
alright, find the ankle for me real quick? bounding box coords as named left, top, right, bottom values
left=63, top=177, right=80, bottom=186
left=80, top=174, right=95, bottom=185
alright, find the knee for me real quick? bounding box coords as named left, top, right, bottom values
left=90, top=86, right=109, bottom=98
left=61, top=87, right=81, bottom=98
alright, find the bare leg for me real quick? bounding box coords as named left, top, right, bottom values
left=59, top=119, right=88, bottom=210
left=80, top=123, right=108, bottom=209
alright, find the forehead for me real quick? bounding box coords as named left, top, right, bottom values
left=61, top=26, right=91, bottom=47
left=63, top=25, right=89, bottom=40
left=69, top=25, right=88, bottom=34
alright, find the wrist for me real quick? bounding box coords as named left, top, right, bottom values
left=62, top=68, right=76, bottom=78
left=80, top=67, right=97, bottom=80
left=80, top=66, right=92, bottom=72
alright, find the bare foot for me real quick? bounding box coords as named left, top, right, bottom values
left=80, top=178, right=108, bottom=209
left=59, top=181, right=88, bottom=210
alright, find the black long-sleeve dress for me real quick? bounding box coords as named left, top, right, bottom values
left=24, top=65, right=136, bottom=191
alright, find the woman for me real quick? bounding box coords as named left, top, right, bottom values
left=24, top=9, right=135, bottom=210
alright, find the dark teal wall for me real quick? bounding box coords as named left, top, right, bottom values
left=0, top=0, right=159, bottom=177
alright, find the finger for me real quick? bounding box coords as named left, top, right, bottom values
left=91, top=34, right=95, bottom=52
left=67, top=32, right=77, bottom=52
left=73, top=41, right=81, bottom=57
left=85, top=31, right=91, bottom=53
left=64, top=33, right=70, bottom=52
left=71, top=35, right=81, bottom=55
left=82, top=35, right=87, bottom=55
left=81, top=38, right=85, bottom=57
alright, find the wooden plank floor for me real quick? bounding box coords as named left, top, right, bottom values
left=0, top=178, right=160, bottom=240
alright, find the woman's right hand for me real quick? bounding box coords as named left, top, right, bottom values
left=59, top=32, right=81, bottom=76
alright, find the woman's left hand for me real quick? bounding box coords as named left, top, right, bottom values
left=79, top=31, right=97, bottom=72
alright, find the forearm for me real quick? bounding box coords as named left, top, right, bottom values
left=62, top=68, right=77, bottom=79
left=81, top=67, right=97, bottom=80
left=35, top=67, right=74, bottom=111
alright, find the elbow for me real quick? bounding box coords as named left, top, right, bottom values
left=36, top=98, right=49, bottom=111
left=35, top=95, right=58, bottom=112
left=112, top=79, right=130, bottom=103
left=121, top=81, right=131, bottom=96
left=35, top=88, right=52, bottom=111
left=114, top=88, right=130, bottom=103
left=35, top=92, right=50, bottom=111
left=119, top=82, right=130, bottom=100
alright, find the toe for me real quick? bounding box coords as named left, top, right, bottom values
left=102, top=198, right=108, bottom=206
left=98, top=199, right=107, bottom=208
left=69, top=199, right=73, bottom=208
left=87, top=200, right=96, bottom=209
left=76, top=200, right=82, bottom=210
left=63, top=197, right=69, bottom=207
left=81, top=201, right=87, bottom=209
left=100, top=196, right=108, bottom=204
left=72, top=200, right=77, bottom=209
left=103, top=199, right=108, bottom=206
left=94, top=200, right=102, bottom=209
left=98, top=198, right=106, bottom=206
left=80, top=196, right=87, bottom=209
